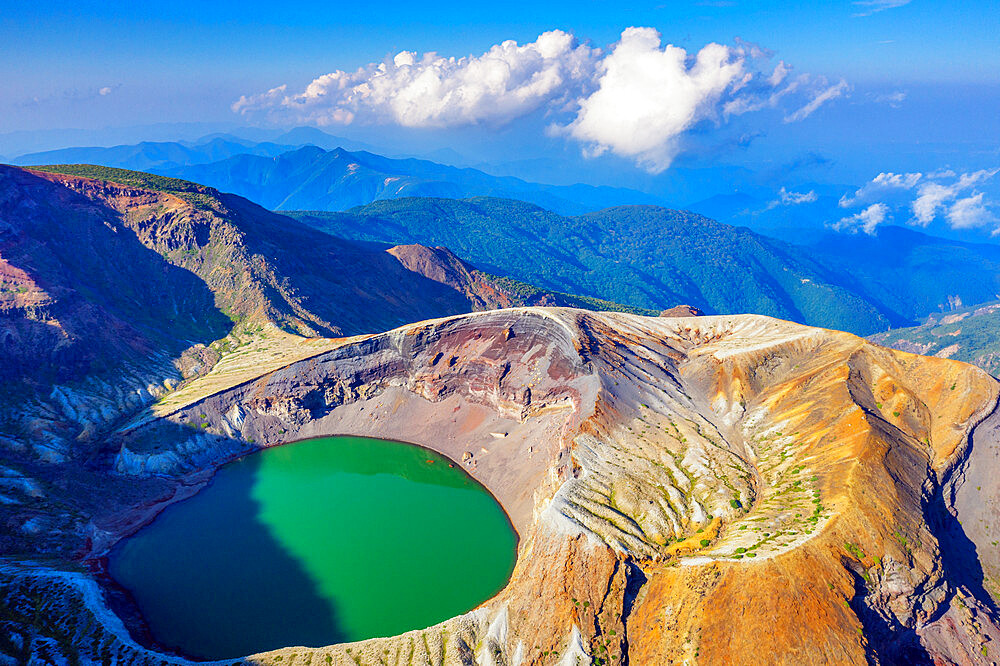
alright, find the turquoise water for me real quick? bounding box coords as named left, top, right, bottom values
left=108, top=436, right=518, bottom=660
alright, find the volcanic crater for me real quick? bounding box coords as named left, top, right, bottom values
left=6, top=307, right=999, bottom=665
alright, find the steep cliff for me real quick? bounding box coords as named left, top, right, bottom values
left=0, top=165, right=645, bottom=467
left=5, top=309, right=999, bottom=665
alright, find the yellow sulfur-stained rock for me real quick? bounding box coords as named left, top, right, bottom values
left=6, top=308, right=1000, bottom=665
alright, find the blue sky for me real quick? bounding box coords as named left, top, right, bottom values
left=3, top=0, right=998, bottom=132
left=2, top=0, right=999, bottom=239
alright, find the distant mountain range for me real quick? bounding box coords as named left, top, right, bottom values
left=289, top=199, right=1000, bottom=337
left=288, top=198, right=902, bottom=335
left=804, top=226, right=1000, bottom=321
left=14, top=137, right=295, bottom=173
left=12, top=155, right=1000, bottom=340
left=157, top=146, right=667, bottom=215
left=12, top=133, right=668, bottom=215
left=10, top=125, right=381, bottom=170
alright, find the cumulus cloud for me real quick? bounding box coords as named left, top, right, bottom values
left=852, top=0, right=912, bottom=17
left=947, top=193, right=998, bottom=230
left=839, top=171, right=921, bottom=207
left=234, top=30, right=599, bottom=128
left=560, top=29, right=745, bottom=172
left=833, top=168, right=1000, bottom=234
left=833, top=203, right=889, bottom=234
left=235, top=28, right=848, bottom=173
left=911, top=169, right=999, bottom=225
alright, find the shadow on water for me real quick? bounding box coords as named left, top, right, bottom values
left=108, top=427, right=518, bottom=661
left=109, top=451, right=348, bottom=661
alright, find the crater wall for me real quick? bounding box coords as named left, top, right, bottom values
left=6, top=308, right=1000, bottom=665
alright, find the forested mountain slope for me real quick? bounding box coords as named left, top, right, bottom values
left=289, top=198, right=904, bottom=335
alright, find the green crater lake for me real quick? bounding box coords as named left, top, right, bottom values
left=108, top=436, right=518, bottom=660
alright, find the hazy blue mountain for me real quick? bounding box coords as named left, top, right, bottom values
left=287, top=198, right=906, bottom=335
left=289, top=198, right=1000, bottom=335
left=685, top=191, right=849, bottom=244
left=13, top=137, right=297, bottom=172
left=0, top=121, right=244, bottom=158
left=161, top=146, right=670, bottom=214
left=805, top=225, right=1000, bottom=321
left=9, top=126, right=381, bottom=172
left=268, top=127, right=377, bottom=152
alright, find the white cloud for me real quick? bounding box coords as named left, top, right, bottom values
left=723, top=71, right=801, bottom=117
left=911, top=183, right=952, bottom=226
left=560, top=29, right=745, bottom=173
left=781, top=187, right=818, bottom=205
left=768, top=61, right=791, bottom=87
left=871, top=90, right=906, bottom=107
left=766, top=186, right=818, bottom=210
left=947, top=193, right=997, bottom=230
left=839, top=171, right=922, bottom=207
left=783, top=79, right=849, bottom=123
left=99, top=86, right=113, bottom=96
left=911, top=169, right=999, bottom=225
left=234, top=30, right=600, bottom=128
left=834, top=203, right=889, bottom=234
left=235, top=28, right=848, bottom=173
left=763, top=186, right=818, bottom=211
left=852, top=0, right=912, bottom=17
left=723, top=64, right=849, bottom=125
left=835, top=167, right=1000, bottom=234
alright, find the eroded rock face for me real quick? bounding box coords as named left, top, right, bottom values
left=6, top=308, right=1000, bottom=665
left=659, top=304, right=704, bottom=317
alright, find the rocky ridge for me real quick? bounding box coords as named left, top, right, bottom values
left=4, top=308, right=1000, bottom=664
left=872, top=300, right=1000, bottom=378
left=0, top=165, right=650, bottom=471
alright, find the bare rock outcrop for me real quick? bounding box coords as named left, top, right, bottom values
left=5, top=308, right=1000, bottom=665
left=659, top=304, right=705, bottom=317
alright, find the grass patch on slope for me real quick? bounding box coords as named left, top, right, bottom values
left=29, top=164, right=220, bottom=208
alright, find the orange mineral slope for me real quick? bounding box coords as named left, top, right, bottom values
left=103, top=311, right=1000, bottom=664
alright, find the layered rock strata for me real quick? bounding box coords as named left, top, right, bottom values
left=5, top=308, right=1000, bottom=665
